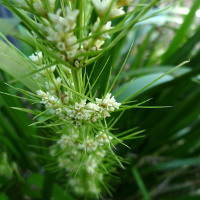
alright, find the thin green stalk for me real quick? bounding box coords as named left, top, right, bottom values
left=71, top=0, right=85, bottom=94
left=132, top=166, right=152, bottom=200
left=72, top=69, right=82, bottom=94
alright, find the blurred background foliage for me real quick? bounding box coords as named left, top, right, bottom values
left=0, top=0, right=200, bottom=200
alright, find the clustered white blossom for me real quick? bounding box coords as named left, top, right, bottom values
left=84, top=18, right=112, bottom=52
left=15, top=0, right=132, bottom=68
left=36, top=89, right=121, bottom=125
left=42, top=7, right=80, bottom=62
left=50, top=127, right=113, bottom=196
left=16, top=1, right=133, bottom=197
left=40, top=6, right=113, bottom=65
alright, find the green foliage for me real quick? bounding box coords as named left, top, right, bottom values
left=0, top=0, right=199, bottom=200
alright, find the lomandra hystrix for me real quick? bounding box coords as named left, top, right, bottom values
left=1, top=0, right=178, bottom=199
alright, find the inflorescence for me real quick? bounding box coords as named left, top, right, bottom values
left=13, top=0, right=134, bottom=198
left=29, top=49, right=121, bottom=196
left=15, top=0, right=132, bottom=68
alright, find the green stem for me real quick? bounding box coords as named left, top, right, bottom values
left=77, top=0, right=85, bottom=39
left=72, top=0, right=85, bottom=94
left=72, top=69, right=82, bottom=94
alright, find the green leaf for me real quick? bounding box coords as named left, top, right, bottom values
left=0, top=39, right=42, bottom=91
left=141, top=158, right=200, bottom=174
left=27, top=173, right=44, bottom=189
left=166, top=27, right=200, bottom=65
left=162, top=0, right=200, bottom=63
left=115, top=73, right=173, bottom=102
left=132, top=166, right=151, bottom=200
left=117, top=66, right=191, bottom=80
left=52, top=184, right=75, bottom=200
left=0, top=18, right=21, bottom=36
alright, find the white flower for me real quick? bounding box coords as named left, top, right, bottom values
left=97, top=132, right=113, bottom=144
left=64, top=108, right=76, bottom=118
left=57, top=42, right=66, bottom=51
left=48, top=9, right=62, bottom=24
left=57, top=53, right=66, bottom=61
left=63, top=96, right=69, bottom=104
left=55, top=108, right=62, bottom=114
left=96, top=150, right=106, bottom=158
left=45, top=77, right=62, bottom=90
left=77, top=143, right=84, bottom=150
left=33, top=1, right=45, bottom=15
left=78, top=109, right=92, bottom=120
left=49, top=108, right=56, bottom=114
left=36, top=90, right=46, bottom=97
left=93, top=39, right=105, bottom=50
left=85, top=138, right=98, bottom=151
left=49, top=0, right=56, bottom=7
left=92, top=18, right=112, bottom=39
left=102, top=21, right=112, bottom=39
left=65, top=7, right=79, bottom=27
left=86, top=156, right=98, bottom=174
left=110, top=5, right=125, bottom=19
left=57, top=135, right=74, bottom=149
left=49, top=148, right=57, bottom=156
left=65, top=35, right=78, bottom=47
left=90, top=113, right=102, bottom=122
left=74, top=60, right=80, bottom=68
left=74, top=186, right=85, bottom=195
left=29, top=51, right=43, bottom=64
left=75, top=100, right=87, bottom=110
left=46, top=27, right=61, bottom=42
left=48, top=95, right=58, bottom=102
left=92, top=0, right=125, bottom=19
left=40, top=65, right=56, bottom=77
left=58, top=157, right=69, bottom=168
left=71, top=150, right=78, bottom=158
left=96, top=93, right=121, bottom=112
left=63, top=66, right=72, bottom=74
left=86, top=102, right=100, bottom=112
left=88, top=180, right=101, bottom=194
left=68, top=178, right=78, bottom=186
left=45, top=102, right=52, bottom=109
left=66, top=49, right=78, bottom=60
left=55, top=77, right=62, bottom=88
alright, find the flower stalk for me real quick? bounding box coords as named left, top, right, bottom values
left=1, top=0, right=173, bottom=198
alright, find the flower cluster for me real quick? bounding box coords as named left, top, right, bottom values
left=43, top=7, right=80, bottom=62
left=36, top=89, right=121, bottom=124
left=84, top=18, right=112, bottom=52
left=41, top=7, right=113, bottom=65
left=2, top=0, right=157, bottom=199
left=14, top=1, right=132, bottom=69
left=14, top=0, right=133, bottom=68
left=50, top=127, right=113, bottom=196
